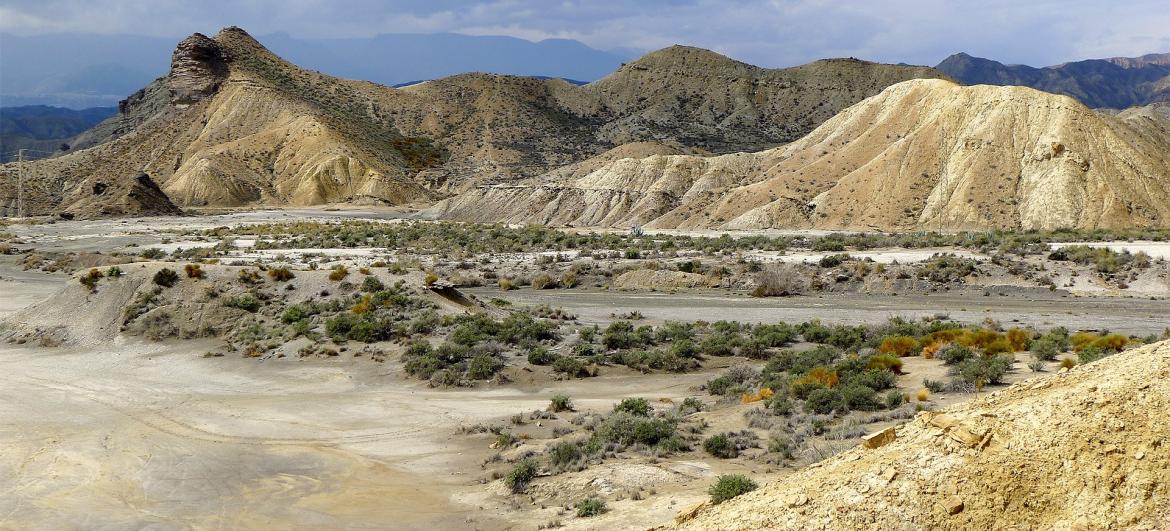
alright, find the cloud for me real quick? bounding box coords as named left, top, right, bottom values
left=0, top=0, right=1166, bottom=66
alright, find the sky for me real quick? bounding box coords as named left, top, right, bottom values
left=1, top=0, right=1168, bottom=67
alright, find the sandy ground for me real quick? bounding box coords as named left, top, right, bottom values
left=0, top=261, right=723, bottom=529
left=468, top=288, right=1170, bottom=336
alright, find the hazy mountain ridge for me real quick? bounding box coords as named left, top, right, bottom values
left=936, top=52, right=1170, bottom=108
left=0, top=31, right=628, bottom=108
left=0, top=105, right=117, bottom=162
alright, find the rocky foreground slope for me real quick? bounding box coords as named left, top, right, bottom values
left=433, top=79, right=1170, bottom=231
left=672, top=340, right=1170, bottom=530
left=0, top=28, right=946, bottom=218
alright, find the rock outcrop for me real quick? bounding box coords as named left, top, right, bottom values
left=672, top=340, right=1170, bottom=529
left=168, top=33, right=229, bottom=104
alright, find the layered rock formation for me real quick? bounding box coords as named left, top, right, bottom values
left=433, top=79, right=1170, bottom=231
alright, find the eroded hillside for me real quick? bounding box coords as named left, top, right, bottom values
left=0, top=28, right=947, bottom=218
left=434, top=79, right=1170, bottom=231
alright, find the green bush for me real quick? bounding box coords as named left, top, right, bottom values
left=361, top=275, right=385, bottom=292
left=224, top=294, right=261, bottom=313
left=613, top=397, right=651, bottom=417
left=593, top=412, right=677, bottom=448
left=957, top=354, right=1012, bottom=388
left=840, top=384, right=882, bottom=411
left=804, top=388, right=847, bottom=414
left=504, top=459, right=537, bottom=493
left=709, top=474, right=758, bottom=504
left=281, top=304, right=308, bottom=323
left=552, top=356, right=590, bottom=377
left=549, top=393, right=573, bottom=412
left=548, top=440, right=583, bottom=468
left=940, top=344, right=975, bottom=365
left=466, top=353, right=502, bottom=380
left=575, top=497, right=607, bottom=517
left=527, top=346, right=555, bottom=365
left=703, top=434, right=737, bottom=458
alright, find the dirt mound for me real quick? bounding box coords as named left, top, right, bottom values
left=612, top=269, right=712, bottom=290
left=672, top=340, right=1170, bottom=529
left=439, top=79, right=1170, bottom=231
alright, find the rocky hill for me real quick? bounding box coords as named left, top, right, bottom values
left=0, top=27, right=947, bottom=218
left=936, top=52, right=1170, bottom=109
left=672, top=339, right=1170, bottom=529
left=432, top=79, right=1170, bottom=231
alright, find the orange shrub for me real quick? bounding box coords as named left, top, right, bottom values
left=961, top=329, right=1003, bottom=350
left=741, top=387, right=775, bottom=404
left=868, top=353, right=904, bottom=374
left=916, top=389, right=929, bottom=402
left=1060, top=357, right=1077, bottom=369
left=1006, top=328, right=1031, bottom=351
left=797, top=367, right=839, bottom=389
left=351, top=295, right=372, bottom=314
left=878, top=335, right=921, bottom=357
left=921, top=341, right=945, bottom=359
left=925, top=329, right=965, bottom=344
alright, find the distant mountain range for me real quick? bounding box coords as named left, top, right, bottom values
left=936, top=52, right=1170, bottom=109
left=0, top=32, right=629, bottom=108
left=0, top=106, right=117, bottom=162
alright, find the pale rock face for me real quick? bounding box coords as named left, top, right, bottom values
left=436, top=79, right=1170, bottom=231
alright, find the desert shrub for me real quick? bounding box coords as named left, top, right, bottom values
left=527, top=346, right=555, bottom=365
left=328, top=265, right=349, bottom=281
left=839, top=384, right=882, bottom=411
left=678, top=396, right=705, bottom=415
left=984, top=337, right=1013, bottom=355
left=767, top=395, right=794, bottom=416
left=805, top=388, right=847, bottom=414
left=709, top=474, right=758, bottom=504
left=613, top=397, right=651, bottom=417
left=819, top=253, right=850, bottom=268
left=152, top=268, right=179, bottom=287
left=916, top=389, right=930, bottom=402
left=224, top=294, right=261, bottom=313
left=885, top=389, right=905, bottom=409
left=703, top=434, right=737, bottom=458
left=878, top=335, right=920, bottom=357
left=106, top=266, right=123, bottom=277
left=498, top=278, right=516, bottom=291
left=957, top=355, right=1012, bottom=388
left=237, top=269, right=261, bottom=285
left=268, top=267, right=295, bottom=282
left=184, top=264, right=205, bottom=279
left=504, top=459, right=537, bottom=493
left=1030, top=336, right=1062, bottom=361
left=424, top=273, right=439, bottom=286
left=752, top=265, right=807, bottom=297
left=752, top=323, right=797, bottom=347
left=593, top=412, right=678, bottom=448
left=1077, top=346, right=1108, bottom=364
left=361, top=275, right=385, bottom=292
left=549, top=393, right=573, bottom=412
left=1060, top=357, right=1077, bottom=369
left=1006, top=328, right=1032, bottom=351
left=1090, top=334, right=1129, bottom=353
left=547, top=440, right=584, bottom=469
left=575, top=497, right=607, bottom=517
left=923, top=378, right=945, bottom=393
left=140, top=248, right=165, bottom=259
left=939, top=344, right=974, bottom=365
left=466, top=353, right=503, bottom=380
left=531, top=273, right=557, bottom=290
left=79, top=268, right=103, bottom=290
left=866, top=353, right=903, bottom=374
